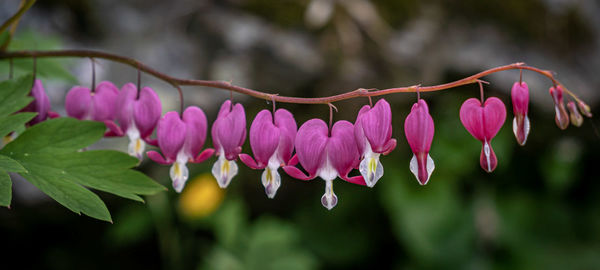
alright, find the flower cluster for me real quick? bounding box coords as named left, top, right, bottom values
left=20, top=76, right=592, bottom=210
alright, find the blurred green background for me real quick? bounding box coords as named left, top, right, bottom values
left=1, top=0, right=599, bottom=269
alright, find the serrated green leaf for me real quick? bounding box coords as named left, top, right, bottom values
left=0, top=74, right=34, bottom=117
left=0, top=154, right=26, bottom=172
left=19, top=161, right=112, bottom=222
left=0, top=118, right=105, bottom=155
left=0, top=171, right=11, bottom=207
left=0, top=117, right=164, bottom=221
left=0, top=112, right=36, bottom=137
left=13, top=151, right=165, bottom=202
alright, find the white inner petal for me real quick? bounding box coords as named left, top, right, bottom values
left=483, top=140, right=491, bottom=172
left=359, top=149, right=383, bottom=188
left=211, top=150, right=238, bottom=188
left=170, top=160, right=189, bottom=193
left=127, top=125, right=145, bottom=160
left=321, top=179, right=338, bottom=210
left=409, top=153, right=435, bottom=185
left=523, top=115, right=530, bottom=145
left=318, top=156, right=338, bottom=181
left=512, top=117, right=518, bottom=140
left=261, top=165, right=281, bottom=199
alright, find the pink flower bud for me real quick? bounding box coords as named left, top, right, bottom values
left=510, top=82, right=530, bottom=146
left=549, top=86, right=569, bottom=130
left=460, top=97, right=506, bottom=173
left=567, top=101, right=583, bottom=127
left=577, top=100, right=592, bottom=118
left=404, top=99, right=435, bottom=185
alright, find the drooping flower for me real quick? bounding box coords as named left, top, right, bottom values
left=21, top=79, right=59, bottom=126
left=354, top=99, right=396, bottom=187
left=510, top=81, right=530, bottom=145
left=108, top=83, right=162, bottom=160
left=65, top=81, right=120, bottom=130
left=147, top=107, right=214, bottom=192
left=459, top=97, right=506, bottom=173
left=239, top=109, right=297, bottom=198
left=283, top=119, right=365, bottom=210
left=567, top=101, right=583, bottom=127
left=404, top=99, right=435, bottom=185
left=211, top=100, right=246, bottom=188
left=549, top=86, right=569, bottom=130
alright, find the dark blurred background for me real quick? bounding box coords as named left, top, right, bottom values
left=1, top=0, right=599, bottom=269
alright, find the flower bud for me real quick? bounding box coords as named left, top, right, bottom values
left=549, top=86, right=569, bottom=130
left=510, top=82, right=530, bottom=146
left=577, top=100, right=592, bottom=118
left=567, top=101, right=583, bottom=127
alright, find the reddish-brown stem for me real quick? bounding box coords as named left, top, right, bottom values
left=0, top=50, right=581, bottom=104
left=90, top=57, right=96, bottom=91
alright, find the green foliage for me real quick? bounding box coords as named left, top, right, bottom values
left=0, top=76, right=165, bottom=221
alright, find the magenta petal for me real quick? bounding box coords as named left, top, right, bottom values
left=157, top=112, right=186, bottom=162
left=65, top=86, right=92, bottom=120
left=116, top=83, right=138, bottom=133
left=295, top=119, right=329, bottom=177
left=361, top=99, right=393, bottom=153
left=147, top=150, right=171, bottom=165
left=459, top=97, right=506, bottom=142
left=287, top=154, right=299, bottom=166
left=103, top=120, right=123, bottom=137
left=26, top=79, right=52, bottom=125
left=353, top=105, right=371, bottom=155
left=327, top=120, right=359, bottom=177
left=340, top=175, right=367, bottom=186
left=404, top=99, right=434, bottom=153
left=250, top=110, right=280, bottom=166
left=382, top=139, right=397, bottom=155
left=282, top=165, right=313, bottom=180
left=91, top=81, right=119, bottom=121
left=274, top=109, right=297, bottom=164
left=211, top=101, right=247, bottom=160
left=511, top=82, right=529, bottom=117
left=134, top=87, right=162, bottom=138
left=182, top=106, right=208, bottom=158
left=239, top=153, right=262, bottom=169
left=193, top=148, right=215, bottom=163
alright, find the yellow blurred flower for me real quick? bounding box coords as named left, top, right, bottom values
left=178, top=173, right=225, bottom=220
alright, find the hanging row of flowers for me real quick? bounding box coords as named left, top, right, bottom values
left=18, top=75, right=592, bottom=210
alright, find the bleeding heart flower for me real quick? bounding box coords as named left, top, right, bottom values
left=459, top=97, right=506, bottom=173
left=211, top=100, right=246, bottom=188
left=404, top=99, right=435, bottom=185
left=567, top=101, right=583, bottom=127
left=549, top=86, right=569, bottom=130
left=239, top=108, right=297, bottom=198
left=21, top=79, right=59, bottom=126
left=510, top=81, right=530, bottom=145
left=110, top=83, right=162, bottom=160
left=65, top=81, right=120, bottom=129
left=283, top=119, right=364, bottom=210
left=354, top=99, right=396, bottom=187
left=147, top=107, right=214, bottom=192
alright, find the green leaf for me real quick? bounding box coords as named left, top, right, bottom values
left=0, top=112, right=36, bottom=137
left=1, top=118, right=105, bottom=155
left=0, top=154, right=26, bottom=172
left=0, top=117, right=165, bottom=221
left=0, top=171, right=11, bottom=207
left=0, top=31, right=8, bottom=48
left=0, top=74, right=34, bottom=117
